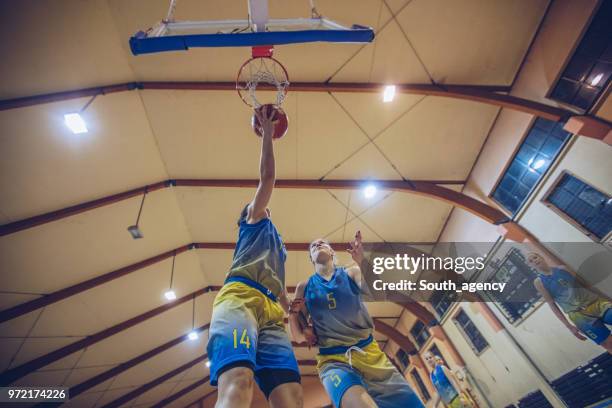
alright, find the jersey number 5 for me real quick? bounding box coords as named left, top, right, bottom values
left=327, top=293, right=337, bottom=310
left=233, top=328, right=251, bottom=349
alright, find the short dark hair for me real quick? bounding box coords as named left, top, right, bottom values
left=237, top=203, right=250, bottom=226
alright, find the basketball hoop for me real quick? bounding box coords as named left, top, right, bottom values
left=236, top=47, right=290, bottom=109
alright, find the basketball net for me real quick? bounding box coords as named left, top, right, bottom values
left=237, top=45, right=290, bottom=109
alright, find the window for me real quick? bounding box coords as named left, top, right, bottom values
left=544, top=172, right=612, bottom=240
left=492, top=118, right=571, bottom=214
left=410, top=321, right=431, bottom=349
left=410, top=369, right=431, bottom=402
left=428, top=344, right=447, bottom=366
left=396, top=348, right=410, bottom=371
left=486, top=248, right=541, bottom=323
left=429, top=289, right=457, bottom=319
left=453, top=309, right=489, bottom=354
left=549, top=1, right=612, bottom=110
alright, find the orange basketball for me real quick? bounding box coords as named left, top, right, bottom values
left=252, top=104, right=289, bottom=139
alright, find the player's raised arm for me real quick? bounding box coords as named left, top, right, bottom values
left=289, top=281, right=317, bottom=346
left=247, top=107, right=277, bottom=223
left=346, top=230, right=365, bottom=287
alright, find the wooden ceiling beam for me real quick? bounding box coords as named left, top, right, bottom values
left=0, top=287, right=212, bottom=385
left=1, top=241, right=436, bottom=324
left=0, top=81, right=512, bottom=112
left=103, top=359, right=317, bottom=408
left=1, top=178, right=513, bottom=239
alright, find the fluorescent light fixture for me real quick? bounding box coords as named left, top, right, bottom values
left=383, top=85, right=396, bottom=103
left=127, top=225, right=143, bottom=239
left=590, top=73, right=603, bottom=87
left=164, top=290, right=177, bottom=301
left=64, top=113, right=88, bottom=134
left=363, top=184, right=377, bottom=199
left=188, top=331, right=199, bottom=341
left=205, top=360, right=211, bottom=368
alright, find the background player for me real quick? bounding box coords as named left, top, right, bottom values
left=423, top=351, right=475, bottom=408
left=207, top=107, right=303, bottom=408
left=527, top=252, right=612, bottom=353
left=289, top=231, right=423, bottom=408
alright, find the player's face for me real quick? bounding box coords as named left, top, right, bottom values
left=526, top=253, right=546, bottom=270
left=423, top=353, right=435, bottom=368
left=309, top=239, right=334, bottom=264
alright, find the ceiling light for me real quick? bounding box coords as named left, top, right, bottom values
left=128, top=189, right=148, bottom=240
left=590, top=73, right=603, bottom=87
left=164, top=290, right=176, bottom=301
left=363, top=184, right=377, bottom=199
left=188, top=331, right=199, bottom=341
left=205, top=360, right=211, bottom=368
left=383, top=85, right=396, bottom=103
left=127, top=225, right=143, bottom=239
left=64, top=113, right=88, bottom=134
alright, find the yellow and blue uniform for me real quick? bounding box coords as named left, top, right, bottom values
left=539, top=267, right=611, bottom=344
left=207, top=218, right=299, bottom=395
left=305, top=267, right=423, bottom=408
left=430, top=364, right=473, bottom=408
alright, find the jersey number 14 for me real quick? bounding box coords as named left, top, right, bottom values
left=233, top=328, right=251, bottom=349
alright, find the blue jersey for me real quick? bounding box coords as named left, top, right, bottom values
left=227, top=218, right=287, bottom=298
left=539, top=267, right=598, bottom=313
left=305, top=267, right=374, bottom=348
left=430, top=364, right=458, bottom=404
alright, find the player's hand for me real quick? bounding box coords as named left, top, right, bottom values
left=254, top=106, right=278, bottom=139
left=303, top=326, right=318, bottom=347
left=289, top=298, right=305, bottom=315
left=568, top=325, right=587, bottom=340
left=347, top=230, right=364, bottom=264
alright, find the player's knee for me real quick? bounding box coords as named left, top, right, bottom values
left=229, top=367, right=255, bottom=391
left=283, top=382, right=303, bottom=401
left=219, top=366, right=255, bottom=398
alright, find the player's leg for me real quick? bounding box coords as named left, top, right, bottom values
left=353, top=342, right=423, bottom=408
left=207, top=283, right=260, bottom=408
left=341, top=385, right=378, bottom=408
left=265, top=371, right=303, bottom=408
left=254, top=302, right=303, bottom=408
left=569, top=310, right=611, bottom=352
left=364, top=369, right=424, bottom=408
left=319, top=361, right=375, bottom=408
left=216, top=364, right=255, bottom=408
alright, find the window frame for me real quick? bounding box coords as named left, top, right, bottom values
left=484, top=247, right=543, bottom=325
left=410, top=320, right=431, bottom=350
left=452, top=308, right=490, bottom=356
left=395, top=348, right=410, bottom=372
left=541, top=170, right=612, bottom=243
left=545, top=1, right=612, bottom=113
left=409, top=368, right=431, bottom=402
left=488, top=117, right=572, bottom=216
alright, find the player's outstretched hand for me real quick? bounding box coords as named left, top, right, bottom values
left=347, top=230, right=364, bottom=264
left=254, top=106, right=279, bottom=139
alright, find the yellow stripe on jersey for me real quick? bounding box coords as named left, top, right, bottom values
left=316, top=340, right=396, bottom=382
left=214, top=282, right=284, bottom=327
